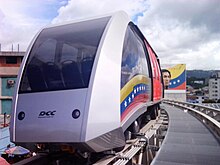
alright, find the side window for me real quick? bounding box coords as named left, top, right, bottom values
left=121, top=25, right=149, bottom=88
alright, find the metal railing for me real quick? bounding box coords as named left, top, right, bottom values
left=202, top=103, right=220, bottom=109
left=164, top=99, right=220, bottom=138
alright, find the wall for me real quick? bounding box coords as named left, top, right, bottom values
left=0, top=77, right=16, bottom=114
left=164, top=90, right=186, bottom=101
left=0, top=51, right=25, bottom=115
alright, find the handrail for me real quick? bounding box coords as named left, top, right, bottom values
left=164, top=99, right=220, bottom=122
left=163, top=100, right=220, bottom=138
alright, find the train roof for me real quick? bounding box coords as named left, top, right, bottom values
left=44, top=11, right=130, bottom=29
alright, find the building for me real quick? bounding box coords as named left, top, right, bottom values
left=196, top=95, right=208, bottom=104
left=209, top=72, right=220, bottom=101
left=0, top=51, right=25, bottom=114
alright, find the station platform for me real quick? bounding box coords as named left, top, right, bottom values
left=152, top=103, right=220, bottom=165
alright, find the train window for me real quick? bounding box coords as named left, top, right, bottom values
left=121, top=25, right=149, bottom=88
left=19, top=16, right=110, bottom=93
left=60, top=43, right=78, bottom=62
left=38, top=39, right=56, bottom=62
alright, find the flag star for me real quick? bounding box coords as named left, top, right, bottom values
left=128, top=97, right=131, bottom=103
left=173, top=81, right=176, bottom=84
left=137, top=88, right=139, bottom=92
left=134, top=89, right=136, bottom=94
left=169, top=82, right=172, bottom=85
left=124, top=101, right=127, bottom=107
left=132, top=94, right=134, bottom=98
left=139, top=86, right=141, bottom=91
left=177, top=79, right=180, bottom=83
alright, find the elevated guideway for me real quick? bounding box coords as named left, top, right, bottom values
left=152, top=103, right=220, bottom=165
left=3, top=101, right=220, bottom=164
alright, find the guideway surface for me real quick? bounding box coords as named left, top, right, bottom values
left=152, top=103, right=220, bottom=165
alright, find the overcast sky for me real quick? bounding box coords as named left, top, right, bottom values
left=0, top=0, right=220, bottom=70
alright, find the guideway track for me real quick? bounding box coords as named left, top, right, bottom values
left=165, top=100, right=220, bottom=139
left=152, top=103, right=220, bottom=165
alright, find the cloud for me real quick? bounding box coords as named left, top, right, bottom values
left=52, top=0, right=146, bottom=23
left=0, top=0, right=145, bottom=51
left=52, top=0, right=220, bottom=69
left=0, top=0, right=62, bottom=51
left=137, top=0, right=220, bottom=69
left=0, top=0, right=220, bottom=70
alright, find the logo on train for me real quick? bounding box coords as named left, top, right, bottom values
left=38, top=111, right=56, bottom=118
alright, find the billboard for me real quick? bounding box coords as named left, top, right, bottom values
left=162, top=64, right=186, bottom=91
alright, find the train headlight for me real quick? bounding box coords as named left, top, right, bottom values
left=18, top=111, right=25, bottom=120
left=72, top=109, right=80, bottom=119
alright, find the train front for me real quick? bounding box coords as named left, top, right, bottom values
left=10, top=13, right=128, bottom=152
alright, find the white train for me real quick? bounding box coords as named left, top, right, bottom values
left=10, top=11, right=163, bottom=154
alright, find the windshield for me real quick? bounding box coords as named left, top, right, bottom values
left=19, top=16, right=110, bottom=93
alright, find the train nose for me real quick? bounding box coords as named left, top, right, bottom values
left=14, top=89, right=87, bottom=143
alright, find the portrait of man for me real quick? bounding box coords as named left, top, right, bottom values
left=162, top=69, right=171, bottom=89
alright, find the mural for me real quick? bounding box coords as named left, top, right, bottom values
left=162, top=64, right=186, bottom=90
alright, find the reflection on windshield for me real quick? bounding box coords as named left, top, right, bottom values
left=121, top=25, right=149, bottom=88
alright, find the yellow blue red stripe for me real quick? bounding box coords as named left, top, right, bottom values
left=120, top=75, right=150, bottom=121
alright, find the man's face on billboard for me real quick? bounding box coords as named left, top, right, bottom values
left=163, top=71, right=171, bottom=88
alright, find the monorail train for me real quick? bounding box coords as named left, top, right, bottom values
left=10, top=11, right=163, bottom=153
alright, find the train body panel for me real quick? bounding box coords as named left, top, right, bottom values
left=120, top=75, right=151, bottom=129
left=14, top=89, right=87, bottom=142
left=120, top=23, right=153, bottom=130
left=10, top=11, right=163, bottom=153
left=83, top=12, right=129, bottom=143
left=145, top=41, right=163, bottom=102
left=81, top=12, right=129, bottom=151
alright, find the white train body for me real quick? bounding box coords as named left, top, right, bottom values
left=10, top=11, right=163, bottom=152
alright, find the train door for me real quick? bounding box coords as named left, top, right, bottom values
left=145, top=42, right=162, bottom=101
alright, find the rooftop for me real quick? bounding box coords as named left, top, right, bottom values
left=0, top=51, right=25, bottom=57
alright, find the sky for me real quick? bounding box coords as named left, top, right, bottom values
left=0, top=0, right=220, bottom=70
